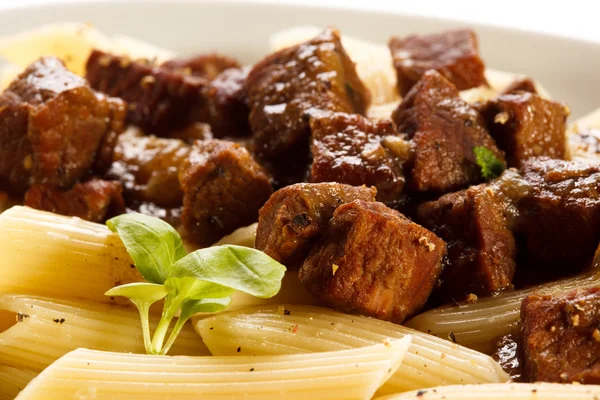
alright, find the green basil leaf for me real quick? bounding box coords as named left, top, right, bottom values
left=171, top=245, right=286, bottom=298
left=165, top=277, right=235, bottom=301
left=105, top=282, right=169, bottom=306
left=474, top=146, right=505, bottom=181
left=179, top=297, right=232, bottom=321
left=107, top=213, right=187, bottom=284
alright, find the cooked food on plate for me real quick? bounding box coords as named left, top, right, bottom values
left=0, top=21, right=599, bottom=399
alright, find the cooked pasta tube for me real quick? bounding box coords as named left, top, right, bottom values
left=270, top=26, right=399, bottom=105
left=405, top=269, right=600, bottom=353
left=225, top=272, right=318, bottom=312
left=0, top=295, right=209, bottom=398
left=376, top=383, right=600, bottom=399
left=568, top=107, right=600, bottom=162
left=194, top=304, right=508, bottom=395
left=0, top=295, right=207, bottom=398
left=214, top=222, right=258, bottom=247
left=0, top=23, right=175, bottom=77
left=17, top=338, right=411, bottom=400
left=0, top=366, right=36, bottom=400
left=0, top=206, right=142, bottom=306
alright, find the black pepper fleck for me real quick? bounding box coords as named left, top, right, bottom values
left=283, top=309, right=291, bottom=316
left=416, top=390, right=427, bottom=397
left=210, top=327, right=214, bottom=330
left=53, top=318, right=65, bottom=324
left=237, top=346, right=241, bottom=353
left=249, top=368, right=254, bottom=372
left=448, top=331, right=457, bottom=343
left=16, top=313, right=30, bottom=322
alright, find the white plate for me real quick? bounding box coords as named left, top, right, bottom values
left=0, top=0, right=598, bottom=118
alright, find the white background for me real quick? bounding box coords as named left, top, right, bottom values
left=1, top=0, right=599, bottom=43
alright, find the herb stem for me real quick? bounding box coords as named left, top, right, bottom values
left=160, top=315, right=190, bottom=355
left=138, top=304, right=153, bottom=354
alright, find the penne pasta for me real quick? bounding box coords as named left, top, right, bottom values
left=0, top=62, right=21, bottom=91
left=376, top=383, right=600, bottom=399
left=0, top=295, right=209, bottom=399
left=367, top=101, right=400, bottom=121
left=0, top=23, right=175, bottom=78
left=17, top=338, right=411, bottom=400
left=0, top=206, right=141, bottom=306
left=405, top=268, right=600, bottom=353
left=0, top=366, right=36, bottom=400
left=568, top=107, right=600, bottom=163
left=216, top=272, right=318, bottom=312
left=194, top=304, right=508, bottom=395
left=214, top=222, right=258, bottom=248
left=0, top=22, right=114, bottom=76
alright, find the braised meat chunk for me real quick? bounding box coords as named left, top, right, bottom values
left=482, top=92, right=568, bottom=167
left=416, top=178, right=518, bottom=298
left=161, top=53, right=240, bottom=80
left=310, top=112, right=408, bottom=206
left=255, top=183, right=377, bottom=266
left=24, top=179, right=125, bottom=222
left=521, top=288, right=600, bottom=383
left=299, top=200, right=446, bottom=323
left=515, top=158, right=600, bottom=275
left=246, top=28, right=370, bottom=159
left=180, top=139, right=272, bottom=247
left=389, top=29, right=488, bottom=96
left=392, top=70, right=505, bottom=193
left=86, top=50, right=207, bottom=136
left=0, top=57, right=126, bottom=193
left=203, top=67, right=251, bottom=138
left=109, top=128, right=191, bottom=208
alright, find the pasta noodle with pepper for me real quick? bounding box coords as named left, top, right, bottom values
left=194, top=304, right=509, bottom=395
left=16, top=338, right=411, bottom=400
left=0, top=295, right=209, bottom=399
left=405, top=267, right=600, bottom=353
left=376, top=383, right=600, bottom=399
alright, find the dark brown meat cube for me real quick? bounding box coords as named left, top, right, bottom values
left=416, top=180, right=517, bottom=298
left=256, top=183, right=377, bottom=266
left=481, top=92, right=568, bottom=167
left=389, top=29, right=488, bottom=96
left=309, top=112, right=407, bottom=205
left=86, top=50, right=207, bottom=136
left=502, top=78, right=537, bottom=95
left=180, top=139, right=272, bottom=247
left=161, top=53, right=240, bottom=80
left=109, top=128, right=191, bottom=208
left=0, top=102, right=31, bottom=193
left=521, top=287, right=600, bottom=383
left=0, top=57, right=126, bottom=193
left=515, top=158, right=600, bottom=275
left=203, top=67, right=251, bottom=138
left=392, top=70, right=505, bottom=193
left=247, top=28, right=370, bottom=159
left=24, top=178, right=125, bottom=222
left=299, top=200, right=446, bottom=323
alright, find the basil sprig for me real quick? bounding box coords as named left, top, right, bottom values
left=105, top=213, right=286, bottom=355
left=474, top=146, right=505, bottom=181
